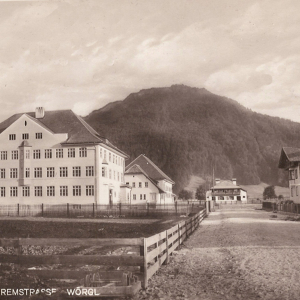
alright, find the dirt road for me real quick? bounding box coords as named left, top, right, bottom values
left=136, top=206, right=300, bottom=300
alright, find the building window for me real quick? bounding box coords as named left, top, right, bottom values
left=73, top=185, right=81, bottom=196
left=10, top=187, right=18, bottom=197
left=45, top=149, right=52, bottom=159
left=109, top=153, right=111, bottom=162
left=133, top=194, right=136, bottom=200
left=68, top=148, right=75, bottom=158
left=22, top=133, right=29, bottom=140
left=0, top=169, right=5, bottom=179
left=144, top=194, right=146, bottom=200
left=25, top=150, right=30, bottom=159
left=297, top=186, right=299, bottom=196
left=102, top=167, right=106, bottom=177
left=296, top=169, right=298, bottom=180
left=145, top=182, right=148, bottom=188
left=10, top=168, right=18, bottom=178
left=47, top=186, right=55, bottom=196
left=291, top=186, right=294, bottom=197
left=36, top=133, right=42, bottom=139
left=73, top=166, right=81, bottom=177
left=35, top=186, right=42, bottom=197
left=33, top=150, right=41, bottom=159
left=118, top=172, right=120, bottom=181
left=0, top=187, right=5, bottom=197
left=140, top=194, right=143, bottom=200
left=113, top=155, right=115, bottom=163
left=22, top=186, right=30, bottom=197
left=60, top=186, right=68, bottom=196
left=104, top=150, right=106, bottom=158
left=79, top=147, right=87, bottom=157
left=56, top=149, right=63, bottom=158
left=60, top=167, right=68, bottom=177
left=132, top=182, right=136, bottom=188
left=114, top=170, right=116, bottom=180
left=47, top=167, right=55, bottom=178
left=139, top=182, right=142, bottom=188
left=86, top=185, right=94, bottom=196
left=34, top=167, right=42, bottom=178
left=86, top=166, right=94, bottom=176
left=25, top=168, right=30, bottom=178
left=100, top=148, right=102, bottom=158
left=11, top=150, right=18, bottom=160
left=109, top=169, right=112, bottom=179
left=9, top=134, right=16, bottom=140
left=1, top=151, right=7, bottom=160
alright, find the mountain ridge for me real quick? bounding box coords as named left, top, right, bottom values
left=84, top=85, right=299, bottom=193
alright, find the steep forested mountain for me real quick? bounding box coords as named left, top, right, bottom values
left=84, top=85, right=300, bottom=193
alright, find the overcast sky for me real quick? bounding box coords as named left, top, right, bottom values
left=0, top=0, right=300, bottom=123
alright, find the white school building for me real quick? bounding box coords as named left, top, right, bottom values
left=0, top=107, right=128, bottom=205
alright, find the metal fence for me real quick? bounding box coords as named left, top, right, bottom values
left=0, top=200, right=206, bottom=218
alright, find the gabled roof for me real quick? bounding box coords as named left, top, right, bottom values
left=211, top=180, right=245, bottom=191
left=126, top=154, right=174, bottom=184
left=125, top=164, right=165, bottom=193
left=278, top=147, right=300, bottom=169
left=0, top=109, right=127, bottom=157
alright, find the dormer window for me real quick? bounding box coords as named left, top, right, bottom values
left=9, top=134, right=16, bottom=140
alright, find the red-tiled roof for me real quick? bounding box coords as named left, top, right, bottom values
left=0, top=109, right=127, bottom=156
left=126, top=154, right=174, bottom=184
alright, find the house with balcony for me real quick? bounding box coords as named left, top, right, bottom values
left=206, top=178, right=247, bottom=203
left=124, top=154, right=175, bottom=205
left=278, top=147, right=300, bottom=203
left=0, top=107, right=128, bottom=205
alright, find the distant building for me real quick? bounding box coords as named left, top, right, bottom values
left=0, top=107, right=128, bottom=205
left=278, top=147, right=300, bottom=203
left=206, top=178, right=247, bottom=203
left=124, top=154, right=175, bottom=204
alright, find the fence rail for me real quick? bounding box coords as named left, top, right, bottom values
left=263, top=201, right=300, bottom=214
left=0, top=201, right=206, bottom=218
left=0, top=207, right=207, bottom=296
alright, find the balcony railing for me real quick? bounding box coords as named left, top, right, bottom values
left=211, top=190, right=240, bottom=196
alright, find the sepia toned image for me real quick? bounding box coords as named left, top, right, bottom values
left=0, top=0, right=300, bottom=299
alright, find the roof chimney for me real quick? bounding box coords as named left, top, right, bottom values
left=35, top=107, right=45, bottom=119
left=232, top=178, right=237, bottom=185
left=215, top=178, right=220, bottom=185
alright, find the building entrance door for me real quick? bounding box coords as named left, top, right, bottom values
left=109, top=189, right=113, bottom=207
left=237, top=196, right=241, bottom=201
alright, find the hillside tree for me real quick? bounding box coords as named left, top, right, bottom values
left=263, top=185, right=277, bottom=200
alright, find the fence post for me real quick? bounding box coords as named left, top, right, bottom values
left=17, top=203, right=19, bottom=217
left=175, top=201, right=178, bottom=215
left=119, top=202, right=122, bottom=216
left=67, top=203, right=70, bottom=218
left=297, top=204, right=299, bottom=215
left=164, top=230, right=169, bottom=265
left=41, top=203, right=44, bottom=217
left=140, top=238, right=148, bottom=288
left=147, top=203, right=149, bottom=216
left=92, top=203, right=95, bottom=218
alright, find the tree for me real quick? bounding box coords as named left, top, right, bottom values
left=263, top=185, right=277, bottom=200
left=195, top=185, right=206, bottom=200
left=178, top=189, right=193, bottom=200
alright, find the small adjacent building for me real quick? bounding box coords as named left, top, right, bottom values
left=278, top=147, right=300, bottom=203
left=206, top=178, right=247, bottom=203
left=0, top=107, right=128, bottom=205
left=124, top=154, right=175, bottom=205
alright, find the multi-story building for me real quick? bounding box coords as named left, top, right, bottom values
left=206, top=178, right=247, bottom=203
left=0, top=107, right=128, bottom=205
left=278, top=147, right=300, bottom=203
left=124, top=154, right=175, bottom=204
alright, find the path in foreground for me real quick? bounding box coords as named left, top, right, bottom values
left=136, top=206, right=300, bottom=300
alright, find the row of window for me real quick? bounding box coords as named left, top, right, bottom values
left=9, top=133, right=43, bottom=141
left=126, top=182, right=149, bottom=188
left=0, top=185, right=95, bottom=197
left=132, top=194, right=156, bottom=201
left=0, top=166, right=95, bottom=179
left=0, top=148, right=88, bottom=161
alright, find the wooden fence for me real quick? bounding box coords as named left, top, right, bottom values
left=0, top=207, right=207, bottom=297
left=263, top=201, right=300, bottom=214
